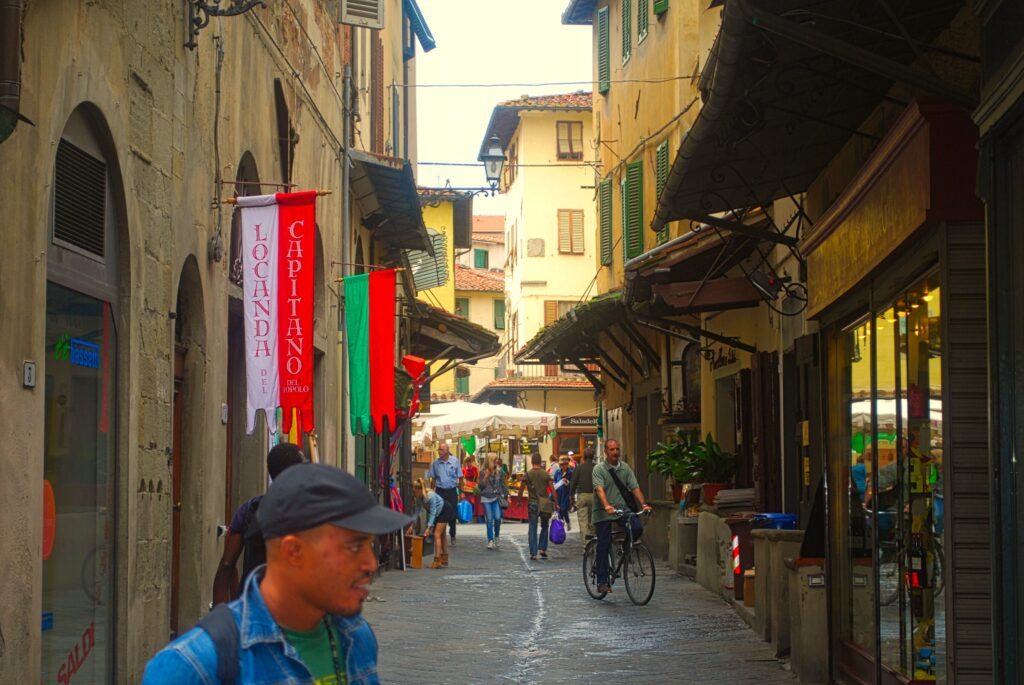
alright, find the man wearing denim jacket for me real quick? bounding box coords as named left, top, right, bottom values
left=143, top=463, right=412, bottom=684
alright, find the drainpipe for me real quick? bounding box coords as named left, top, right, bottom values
left=0, top=0, right=27, bottom=144
left=340, top=65, right=352, bottom=469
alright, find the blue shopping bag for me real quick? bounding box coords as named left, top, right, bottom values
left=550, top=517, right=566, bottom=544
left=457, top=498, right=473, bottom=523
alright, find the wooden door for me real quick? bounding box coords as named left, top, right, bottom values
left=171, top=347, right=184, bottom=638
left=752, top=351, right=782, bottom=512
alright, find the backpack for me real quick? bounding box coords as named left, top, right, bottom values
left=240, top=497, right=266, bottom=583
left=197, top=604, right=240, bottom=685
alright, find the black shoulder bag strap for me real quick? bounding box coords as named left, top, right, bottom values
left=198, top=604, right=240, bottom=685
left=606, top=467, right=640, bottom=513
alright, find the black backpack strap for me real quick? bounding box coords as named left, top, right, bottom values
left=606, top=467, right=640, bottom=513
left=198, top=604, right=240, bottom=685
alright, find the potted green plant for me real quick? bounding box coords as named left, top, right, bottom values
left=648, top=429, right=699, bottom=503
left=679, top=433, right=736, bottom=506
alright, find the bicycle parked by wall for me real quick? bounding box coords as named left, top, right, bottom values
left=582, top=510, right=655, bottom=605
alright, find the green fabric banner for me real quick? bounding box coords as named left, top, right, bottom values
left=344, top=274, right=371, bottom=434
left=461, top=435, right=477, bottom=456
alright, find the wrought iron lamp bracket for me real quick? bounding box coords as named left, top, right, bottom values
left=185, top=0, right=266, bottom=49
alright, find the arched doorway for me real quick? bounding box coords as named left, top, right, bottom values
left=42, top=104, right=127, bottom=684
left=170, top=256, right=206, bottom=637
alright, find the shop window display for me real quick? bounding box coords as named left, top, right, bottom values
left=841, top=274, right=944, bottom=681
left=42, top=282, right=117, bottom=684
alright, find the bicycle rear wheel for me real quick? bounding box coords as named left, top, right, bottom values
left=624, top=543, right=656, bottom=605
left=583, top=542, right=607, bottom=600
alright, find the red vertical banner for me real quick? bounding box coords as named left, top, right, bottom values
left=367, top=269, right=396, bottom=433
left=276, top=191, right=318, bottom=433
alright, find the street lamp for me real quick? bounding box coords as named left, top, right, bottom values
left=479, top=136, right=505, bottom=192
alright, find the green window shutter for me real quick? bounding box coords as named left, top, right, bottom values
left=456, top=374, right=469, bottom=395
left=620, top=176, right=628, bottom=262
left=474, top=248, right=488, bottom=269
left=653, top=0, right=668, bottom=14
left=599, top=179, right=613, bottom=265
left=625, top=161, right=644, bottom=259
left=597, top=7, right=610, bottom=94
left=494, top=299, right=506, bottom=329
left=638, top=0, right=649, bottom=42
left=655, top=140, right=670, bottom=244
left=622, top=0, right=632, bottom=64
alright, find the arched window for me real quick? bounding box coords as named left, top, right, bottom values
left=667, top=338, right=701, bottom=423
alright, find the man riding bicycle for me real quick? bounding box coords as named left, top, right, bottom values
left=592, top=439, right=652, bottom=594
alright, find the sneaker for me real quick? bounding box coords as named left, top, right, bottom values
left=494, top=537, right=500, bottom=548
left=597, top=584, right=613, bottom=594
left=487, top=540, right=495, bottom=550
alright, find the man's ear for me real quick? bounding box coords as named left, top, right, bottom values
left=277, top=534, right=306, bottom=566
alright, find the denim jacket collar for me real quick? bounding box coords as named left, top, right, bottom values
left=238, top=566, right=370, bottom=651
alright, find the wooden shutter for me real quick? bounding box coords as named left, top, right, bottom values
left=624, top=161, right=644, bottom=259
left=622, top=0, right=632, bottom=64
left=558, top=210, right=572, bottom=253
left=544, top=301, right=559, bottom=375
left=655, top=140, right=670, bottom=244
left=751, top=351, right=782, bottom=513
left=599, top=179, right=613, bottom=265
left=638, top=0, right=649, bottom=41
left=340, top=0, right=383, bottom=29
left=53, top=139, right=106, bottom=259
left=597, top=7, right=610, bottom=93
left=654, top=0, right=668, bottom=14
left=571, top=210, right=585, bottom=254
left=371, top=34, right=384, bottom=154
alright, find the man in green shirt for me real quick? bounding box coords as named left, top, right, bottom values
left=592, top=439, right=652, bottom=593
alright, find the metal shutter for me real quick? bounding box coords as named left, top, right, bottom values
left=624, top=161, right=644, bottom=259
left=558, top=210, right=572, bottom=253
left=53, top=139, right=106, bottom=260
left=571, top=210, right=585, bottom=254
left=622, top=0, right=631, bottom=63
left=597, top=7, right=610, bottom=94
left=599, top=179, right=613, bottom=265
left=340, top=0, right=383, bottom=29
left=655, top=141, right=670, bottom=244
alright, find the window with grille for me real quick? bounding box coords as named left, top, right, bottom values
left=558, top=209, right=585, bottom=254
left=494, top=299, right=506, bottom=329
left=474, top=248, right=489, bottom=269
left=599, top=179, right=613, bottom=265
left=455, top=297, right=469, bottom=318
left=556, top=121, right=584, bottom=161
left=597, top=7, right=611, bottom=94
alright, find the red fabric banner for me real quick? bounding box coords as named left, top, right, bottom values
left=276, top=191, right=318, bottom=433
left=367, top=269, right=396, bottom=433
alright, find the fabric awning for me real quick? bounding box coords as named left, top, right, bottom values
left=408, top=299, right=500, bottom=361
left=413, top=402, right=558, bottom=446
left=652, top=0, right=972, bottom=233
left=349, top=150, right=433, bottom=254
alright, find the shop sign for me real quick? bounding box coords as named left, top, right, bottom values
left=708, top=346, right=737, bottom=371
left=57, top=621, right=96, bottom=685
left=55, top=334, right=100, bottom=369
left=561, top=416, right=598, bottom=427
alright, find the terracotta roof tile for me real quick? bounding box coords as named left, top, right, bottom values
left=472, top=232, right=504, bottom=244
left=454, top=265, right=504, bottom=292
left=497, top=92, right=592, bottom=109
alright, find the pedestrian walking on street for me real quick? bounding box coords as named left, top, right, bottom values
left=519, top=454, right=557, bottom=560
left=479, top=457, right=509, bottom=549
left=212, top=442, right=305, bottom=606
left=414, top=478, right=455, bottom=569
left=592, top=439, right=652, bottom=594
left=547, top=453, right=561, bottom=479
left=143, top=463, right=411, bottom=685
left=570, top=447, right=597, bottom=541
left=496, top=455, right=509, bottom=478
left=426, top=442, right=463, bottom=546
left=554, top=455, right=574, bottom=532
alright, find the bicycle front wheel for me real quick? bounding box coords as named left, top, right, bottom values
left=583, top=542, right=607, bottom=600
left=624, top=543, right=656, bottom=605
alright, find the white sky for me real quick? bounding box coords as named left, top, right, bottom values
left=414, top=0, right=593, bottom=215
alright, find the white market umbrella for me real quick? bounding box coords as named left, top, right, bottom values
left=414, top=402, right=558, bottom=446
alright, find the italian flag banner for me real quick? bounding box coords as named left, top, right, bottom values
left=238, top=191, right=318, bottom=435
left=344, top=270, right=397, bottom=435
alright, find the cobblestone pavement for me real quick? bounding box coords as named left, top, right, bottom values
left=362, top=522, right=797, bottom=684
